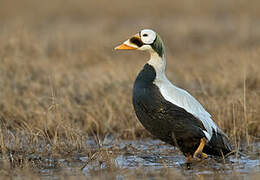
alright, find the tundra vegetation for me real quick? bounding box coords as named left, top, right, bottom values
left=0, top=0, right=259, bottom=179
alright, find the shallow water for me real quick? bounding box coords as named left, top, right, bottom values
left=2, top=138, right=260, bottom=179
left=81, top=139, right=260, bottom=179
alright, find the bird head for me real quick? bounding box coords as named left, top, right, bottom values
left=115, top=29, right=165, bottom=57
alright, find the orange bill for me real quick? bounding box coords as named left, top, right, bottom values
left=114, top=43, right=137, bottom=50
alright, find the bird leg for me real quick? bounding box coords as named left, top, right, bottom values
left=193, top=137, right=208, bottom=160
left=185, top=154, right=192, bottom=169
left=186, top=154, right=192, bottom=164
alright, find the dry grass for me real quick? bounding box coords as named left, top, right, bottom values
left=0, top=0, right=260, bottom=178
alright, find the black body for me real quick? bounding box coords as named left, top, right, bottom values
left=132, top=64, right=232, bottom=157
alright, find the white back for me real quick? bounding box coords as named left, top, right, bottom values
left=148, top=54, right=218, bottom=141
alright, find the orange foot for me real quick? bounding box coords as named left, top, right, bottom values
left=193, top=138, right=208, bottom=161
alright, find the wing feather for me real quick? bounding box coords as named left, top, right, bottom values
left=154, top=76, right=218, bottom=140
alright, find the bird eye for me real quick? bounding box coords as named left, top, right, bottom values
left=143, top=34, right=148, bottom=37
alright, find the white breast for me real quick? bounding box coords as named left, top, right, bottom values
left=153, top=74, right=218, bottom=141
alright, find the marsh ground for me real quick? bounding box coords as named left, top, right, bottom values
left=0, top=0, right=259, bottom=179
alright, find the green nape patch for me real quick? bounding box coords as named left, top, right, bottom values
left=151, top=34, right=165, bottom=57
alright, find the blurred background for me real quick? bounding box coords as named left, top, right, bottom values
left=0, top=0, right=260, bottom=178
left=0, top=0, right=260, bottom=145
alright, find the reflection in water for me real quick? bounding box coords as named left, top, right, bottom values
left=1, top=138, right=259, bottom=179
left=81, top=139, right=260, bottom=179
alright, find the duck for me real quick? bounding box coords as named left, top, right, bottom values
left=115, top=29, right=232, bottom=164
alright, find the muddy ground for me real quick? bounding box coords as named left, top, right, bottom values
left=0, top=0, right=260, bottom=179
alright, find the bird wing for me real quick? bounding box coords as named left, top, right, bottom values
left=154, top=77, right=218, bottom=141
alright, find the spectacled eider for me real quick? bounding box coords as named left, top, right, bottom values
left=115, top=29, right=232, bottom=163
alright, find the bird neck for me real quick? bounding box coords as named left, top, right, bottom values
left=147, top=51, right=166, bottom=79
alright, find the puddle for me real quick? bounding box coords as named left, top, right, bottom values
left=1, top=138, right=259, bottom=179
left=82, top=139, right=260, bottom=179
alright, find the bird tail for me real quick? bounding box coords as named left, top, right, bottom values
left=204, top=128, right=233, bottom=156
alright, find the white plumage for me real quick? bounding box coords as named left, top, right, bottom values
left=148, top=52, right=218, bottom=141
left=115, top=29, right=232, bottom=160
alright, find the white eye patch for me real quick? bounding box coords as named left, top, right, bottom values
left=140, top=29, right=156, bottom=45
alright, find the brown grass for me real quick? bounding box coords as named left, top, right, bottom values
left=0, top=0, right=260, bottom=178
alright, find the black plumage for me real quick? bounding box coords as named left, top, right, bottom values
left=133, top=64, right=232, bottom=157
left=115, top=29, right=233, bottom=161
